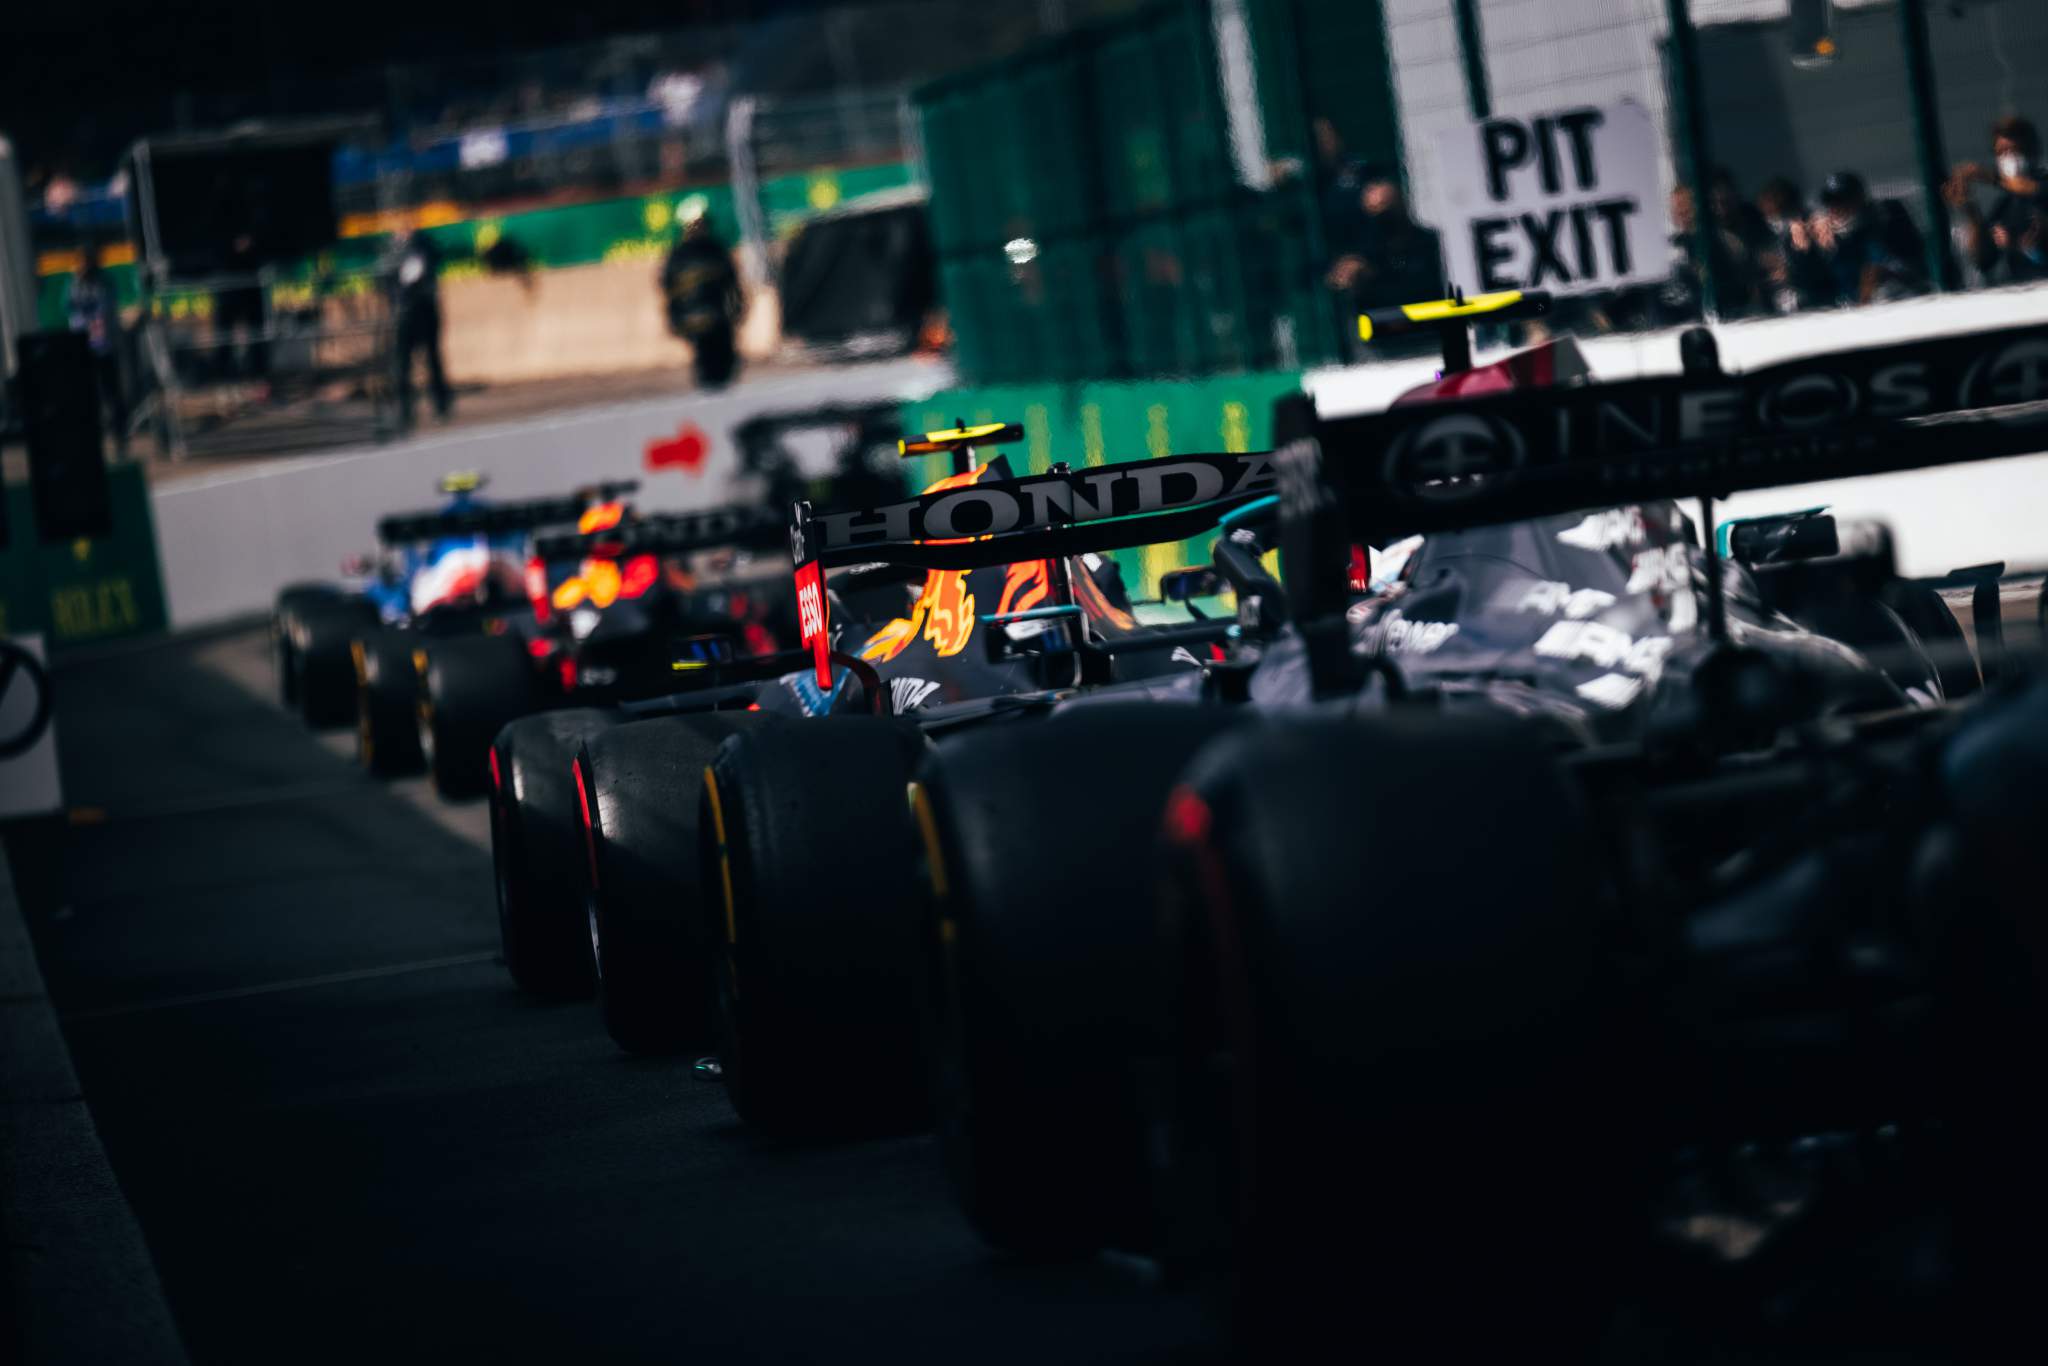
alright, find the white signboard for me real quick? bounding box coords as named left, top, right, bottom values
left=1433, top=102, right=1666, bottom=297
left=0, top=635, right=60, bottom=820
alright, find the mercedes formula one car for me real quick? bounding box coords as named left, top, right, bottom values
left=899, top=299, right=2046, bottom=1358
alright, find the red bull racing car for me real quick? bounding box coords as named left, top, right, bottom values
left=488, top=422, right=1255, bottom=1052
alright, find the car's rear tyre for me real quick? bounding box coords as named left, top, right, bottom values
left=491, top=707, right=620, bottom=998
left=1164, top=713, right=1639, bottom=1358
left=1928, top=680, right=2048, bottom=1358
left=273, top=583, right=348, bottom=707
left=354, top=631, right=425, bottom=777
left=418, top=633, right=537, bottom=800
left=580, top=711, right=777, bottom=1055
left=293, top=599, right=378, bottom=728
left=914, top=704, right=1242, bottom=1255
left=703, top=717, right=927, bottom=1136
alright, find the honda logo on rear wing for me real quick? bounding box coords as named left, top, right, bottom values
left=797, top=451, right=1279, bottom=572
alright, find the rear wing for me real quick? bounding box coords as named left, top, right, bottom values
left=375, top=481, right=640, bottom=545
left=791, top=450, right=1276, bottom=574
left=788, top=449, right=1276, bottom=687
left=1276, top=321, right=2048, bottom=545
left=531, top=504, right=786, bottom=564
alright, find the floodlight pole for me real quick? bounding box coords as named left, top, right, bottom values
left=1452, top=0, right=1491, bottom=120
left=1663, top=0, right=1725, bottom=321
left=1898, top=0, right=1959, bottom=292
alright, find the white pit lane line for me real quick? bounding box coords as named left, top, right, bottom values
left=59, top=952, right=501, bottom=1023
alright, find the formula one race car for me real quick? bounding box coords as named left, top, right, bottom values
left=271, top=473, right=629, bottom=741
left=359, top=498, right=801, bottom=800
left=902, top=303, right=2047, bottom=1358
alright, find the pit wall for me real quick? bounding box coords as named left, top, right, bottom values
left=0, top=465, right=169, bottom=646
left=436, top=258, right=785, bottom=385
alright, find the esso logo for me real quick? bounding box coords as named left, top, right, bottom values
left=797, top=579, right=824, bottom=642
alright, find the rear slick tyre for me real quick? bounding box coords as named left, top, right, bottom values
left=355, top=631, right=426, bottom=777
left=419, top=633, right=537, bottom=800
left=579, top=711, right=777, bottom=1055
left=1164, top=713, right=1641, bottom=1360
left=491, top=708, right=620, bottom=998
left=295, top=601, right=376, bottom=729
left=914, top=704, right=1243, bottom=1255
left=703, top=717, right=927, bottom=1137
left=273, top=583, right=347, bottom=707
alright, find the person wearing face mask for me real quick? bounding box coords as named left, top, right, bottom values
left=1753, top=178, right=1831, bottom=313
left=1808, top=171, right=1927, bottom=305
left=1325, top=168, right=1443, bottom=356
left=1948, top=115, right=2048, bottom=284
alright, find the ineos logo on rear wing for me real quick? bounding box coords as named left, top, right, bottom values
left=1311, top=321, right=2048, bottom=538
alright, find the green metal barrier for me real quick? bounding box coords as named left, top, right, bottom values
left=0, top=464, right=170, bottom=645
left=915, top=0, right=1407, bottom=386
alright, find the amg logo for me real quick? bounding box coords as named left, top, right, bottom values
left=812, top=453, right=1277, bottom=552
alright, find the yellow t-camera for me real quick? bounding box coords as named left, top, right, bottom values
left=898, top=422, right=1025, bottom=457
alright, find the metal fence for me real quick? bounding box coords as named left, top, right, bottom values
left=918, top=0, right=2048, bottom=389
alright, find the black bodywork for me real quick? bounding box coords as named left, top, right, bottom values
left=1156, top=317, right=2048, bottom=1356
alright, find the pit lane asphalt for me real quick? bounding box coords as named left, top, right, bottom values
left=24, top=625, right=1220, bottom=1365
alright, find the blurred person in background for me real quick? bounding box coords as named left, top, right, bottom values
left=1754, top=177, right=1829, bottom=313
left=389, top=225, right=452, bottom=428
left=1312, top=117, right=1368, bottom=259
left=661, top=202, right=743, bottom=388
left=1949, top=115, right=2048, bottom=284
left=1710, top=167, right=1772, bottom=258
left=67, top=251, right=127, bottom=454
left=1325, top=165, right=1442, bottom=353
left=1809, top=171, right=1926, bottom=305
left=215, top=231, right=270, bottom=383
left=1661, top=184, right=1761, bottom=321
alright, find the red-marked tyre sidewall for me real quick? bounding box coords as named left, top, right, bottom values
left=491, top=708, right=620, bottom=998
left=914, top=703, right=1243, bottom=1255
left=1164, top=713, right=1641, bottom=1359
